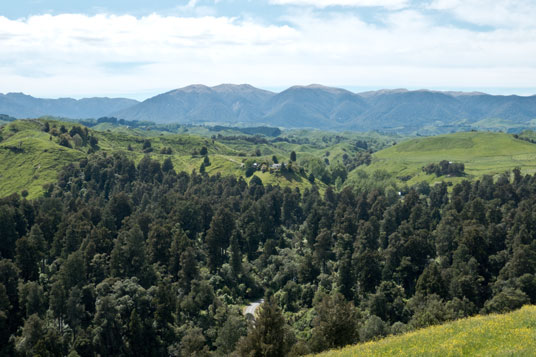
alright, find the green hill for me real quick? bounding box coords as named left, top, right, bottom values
left=0, top=120, right=86, bottom=198
left=347, top=131, right=536, bottom=188
left=0, top=119, right=331, bottom=199
left=315, top=305, right=536, bottom=356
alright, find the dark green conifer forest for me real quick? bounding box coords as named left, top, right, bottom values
left=1, top=151, right=536, bottom=356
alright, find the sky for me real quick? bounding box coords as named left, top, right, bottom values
left=1, top=0, right=535, bottom=100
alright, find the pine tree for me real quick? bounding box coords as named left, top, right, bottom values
left=237, top=297, right=295, bottom=357
left=126, top=309, right=144, bottom=356
left=15, top=236, right=39, bottom=281
left=110, top=226, right=148, bottom=281
left=168, top=225, right=190, bottom=277
left=313, top=230, right=333, bottom=273
left=65, top=287, right=84, bottom=337
left=290, top=151, right=297, bottom=162
left=205, top=208, right=234, bottom=272
left=179, top=247, right=198, bottom=293
left=230, top=231, right=243, bottom=275
left=162, top=157, right=174, bottom=173
left=338, top=253, right=354, bottom=300
left=311, top=293, right=359, bottom=351
left=49, top=281, right=66, bottom=332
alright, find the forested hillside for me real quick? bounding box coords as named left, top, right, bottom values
left=1, top=150, right=536, bottom=356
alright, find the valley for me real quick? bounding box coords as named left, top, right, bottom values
left=3, top=115, right=536, bottom=355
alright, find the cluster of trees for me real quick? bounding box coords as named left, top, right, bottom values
left=42, top=123, right=99, bottom=151
left=304, top=157, right=348, bottom=187
left=423, top=160, right=465, bottom=177
left=0, top=114, right=17, bottom=122
left=209, top=126, right=282, bottom=137
left=342, top=151, right=372, bottom=171
left=514, top=133, right=536, bottom=145
left=242, top=150, right=350, bottom=188
left=1, top=150, right=536, bottom=356
left=77, top=117, right=155, bottom=130
left=214, top=134, right=270, bottom=145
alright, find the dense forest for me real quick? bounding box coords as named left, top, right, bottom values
left=1, top=151, right=536, bottom=356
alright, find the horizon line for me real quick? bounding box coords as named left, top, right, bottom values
left=2, top=84, right=536, bottom=101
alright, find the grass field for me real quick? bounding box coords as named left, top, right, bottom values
left=0, top=120, right=86, bottom=198
left=315, top=305, right=536, bottom=356
left=0, top=119, right=337, bottom=199
left=347, top=131, right=536, bottom=188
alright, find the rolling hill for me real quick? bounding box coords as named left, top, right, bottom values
left=0, top=120, right=86, bottom=198
left=315, top=305, right=536, bottom=356
left=0, top=119, right=336, bottom=199
left=346, top=131, right=536, bottom=188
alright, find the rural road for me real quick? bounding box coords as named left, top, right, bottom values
left=244, top=299, right=264, bottom=319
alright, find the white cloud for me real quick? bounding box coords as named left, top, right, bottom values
left=270, top=0, right=408, bottom=9
left=0, top=10, right=534, bottom=98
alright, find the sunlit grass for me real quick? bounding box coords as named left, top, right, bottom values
left=347, top=131, right=536, bottom=188
left=315, top=305, right=536, bottom=357
left=0, top=119, right=325, bottom=199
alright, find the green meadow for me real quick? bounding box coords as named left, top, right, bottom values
left=347, top=131, right=536, bottom=189
left=315, top=305, right=536, bottom=357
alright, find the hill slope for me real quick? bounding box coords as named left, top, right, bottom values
left=0, top=119, right=332, bottom=198
left=0, top=120, right=86, bottom=198
left=316, top=305, right=536, bottom=356
left=347, top=131, right=536, bottom=188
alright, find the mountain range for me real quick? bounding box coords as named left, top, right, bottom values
left=0, top=93, right=138, bottom=120
left=2, top=84, right=536, bottom=132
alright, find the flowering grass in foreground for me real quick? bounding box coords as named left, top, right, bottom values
left=314, top=305, right=536, bottom=356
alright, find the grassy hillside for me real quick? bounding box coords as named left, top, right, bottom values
left=6, top=120, right=536, bottom=199
left=347, top=131, right=536, bottom=188
left=2, top=119, right=358, bottom=199
left=0, top=120, right=86, bottom=198
left=94, top=122, right=392, bottom=167
left=316, top=305, right=536, bottom=356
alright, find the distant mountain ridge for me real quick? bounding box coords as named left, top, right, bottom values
left=2, top=85, right=536, bottom=132
left=0, top=92, right=139, bottom=119
left=112, top=84, right=536, bottom=132
left=115, top=84, right=275, bottom=124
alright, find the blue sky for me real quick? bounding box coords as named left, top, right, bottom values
left=2, top=1, right=380, bottom=22
left=1, top=0, right=535, bottom=99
